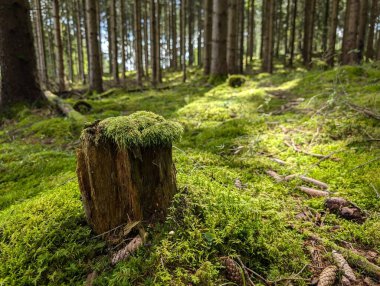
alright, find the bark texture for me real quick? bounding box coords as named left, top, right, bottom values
left=134, top=0, right=144, bottom=85
left=52, top=0, right=65, bottom=92
left=34, top=0, right=48, bottom=89
left=327, top=0, right=339, bottom=66
left=203, top=0, right=213, bottom=75
left=0, top=0, right=44, bottom=108
left=342, top=0, right=360, bottom=65
left=227, top=0, right=238, bottom=74
left=366, top=0, right=379, bottom=60
left=302, top=0, right=316, bottom=68
left=109, top=0, right=119, bottom=83
left=262, top=0, right=275, bottom=73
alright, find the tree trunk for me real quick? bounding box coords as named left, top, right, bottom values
left=65, top=2, right=74, bottom=84
left=150, top=0, right=158, bottom=86
left=52, top=0, right=65, bottom=92
left=366, top=0, right=379, bottom=60
left=327, top=0, right=339, bottom=66
left=289, top=0, right=297, bottom=67
left=86, top=0, right=103, bottom=92
left=210, top=0, right=228, bottom=77
left=76, top=115, right=178, bottom=235
left=109, top=0, right=119, bottom=84
left=342, top=0, right=360, bottom=65
left=95, top=0, right=103, bottom=75
left=247, top=0, right=255, bottom=63
left=357, top=0, right=369, bottom=63
left=143, top=0, right=150, bottom=77
left=171, top=0, right=178, bottom=70
left=34, top=0, right=48, bottom=89
left=0, top=0, right=45, bottom=109
left=82, top=0, right=90, bottom=82
left=120, top=0, right=127, bottom=81
left=238, top=0, right=245, bottom=72
left=203, top=0, right=213, bottom=75
left=227, top=0, right=238, bottom=74
left=322, top=0, right=330, bottom=52
left=197, top=0, right=203, bottom=67
left=284, top=0, right=290, bottom=57
left=155, top=0, right=162, bottom=83
left=76, top=0, right=86, bottom=84
left=302, top=0, right=316, bottom=68
left=275, top=0, right=283, bottom=58
left=188, top=0, right=194, bottom=66
left=181, top=0, right=187, bottom=82
left=135, top=0, right=144, bottom=85
left=262, top=0, right=275, bottom=73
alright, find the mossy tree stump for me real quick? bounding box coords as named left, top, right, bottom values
left=76, top=111, right=183, bottom=234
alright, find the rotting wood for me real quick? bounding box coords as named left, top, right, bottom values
left=44, top=90, right=85, bottom=121
left=111, top=235, right=143, bottom=265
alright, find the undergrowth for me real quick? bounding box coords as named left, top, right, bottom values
left=0, top=65, right=379, bottom=285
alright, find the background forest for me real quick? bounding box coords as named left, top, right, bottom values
left=0, top=0, right=380, bottom=285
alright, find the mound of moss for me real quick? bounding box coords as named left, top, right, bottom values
left=82, top=111, right=183, bottom=148
left=227, top=75, right=246, bottom=88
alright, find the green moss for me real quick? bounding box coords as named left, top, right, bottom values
left=227, top=75, right=246, bottom=88
left=82, top=111, right=183, bottom=148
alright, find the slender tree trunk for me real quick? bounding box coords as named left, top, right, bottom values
left=289, top=0, right=297, bottom=67
left=210, top=0, right=228, bottom=77
left=0, top=0, right=45, bottom=108
left=52, top=0, right=65, bottom=92
left=247, top=0, right=255, bottom=63
left=120, top=0, right=127, bottom=81
left=227, top=0, right=238, bottom=74
left=260, top=2, right=265, bottom=59
left=302, top=0, right=316, bottom=68
left=322, top=0, right=330, bottom=52
left=342, top=0, right=360, bottom=64
left=197, top=0, right=203, bottom=67
left=156, top=0, right=162, bottom=83
left=76, top=0, right=85, bottom=84
left=262, top=0, right=275, bottom=73
left=376, top=32, right=380, bottom=60
left=34, top=0, right=48, bottom=89
left=238, top=0, right=245, bottom=72
left=86, top=0, right=103, bottom=92
left=366, top=0, right=379, bottom=60
left=135, top=0, right=144, bottom=85
left=95, top=0, right=103, bottom=75
left=171, top=0, right=178, bottom=70
left=143, top=0, right=150, bottom=77
left=66, top=3, right=74, bottom=84
left=109, top=0, right=119, bottom=83
left=82, top=0, right=90, bottom=81
left=150, top=0, right=158, bottom=86
left=181, top=0, right=187, bottom=82
left=327, top=0, right=339, bottom=66
left=275, top=0, right=283, bottom=58
left=357, top=0, right=369, bottom=63
left=188, top=0, right=194, bottom=66
left=284, top=0, right=290, bottom=57
left=203, top=0, right=213, bottom=75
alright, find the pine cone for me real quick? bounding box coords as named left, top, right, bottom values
left=317, top=266, right=337, bottom=286
left=332, top=251, right=357, bottom=282
left=223, top=257, right=243, bottom=285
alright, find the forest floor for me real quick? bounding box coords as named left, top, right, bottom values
left=0, top=64, right=379, bottom=285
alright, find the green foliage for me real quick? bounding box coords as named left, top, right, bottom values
left=227, top=75, right=246, bottom=88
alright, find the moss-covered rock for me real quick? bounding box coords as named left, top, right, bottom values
left=82, top=111, right=183, bottom=149
left=227, top=75, right=246, bottom=88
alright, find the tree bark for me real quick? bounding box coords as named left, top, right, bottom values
left=238, top=0, right=245, bottom=72
left=82, top=0, right=90, bottom=82
left=357, top=0, right=369, bottom=63
left=203, top=0, right=213, bottom=75
left=322, top=0, right=330, bottom=52
left=181, top=0, right=187, bottom=82
left=284, top=0, right=290, bottom=57
left=155, top=0, right=162, bottom=83
left=109, top=0, right=119, bottom=84
left=197, top=0, right=203, bottom=67
left=302, top=0, right=316, bottom=68
left=171, top=0, right=178, bottom=70
left=77, top=121, right=178, bottom=235
left=120, top=0, right=127, bottom=81
left=150, top=0, right=158, bottom=86
left=288, top=0, right=297, bottom=67
left=227, top=0, right=238, bottom=74
left=327, top=0, right=339, bottom=66
left=75, top=0, right=86, bottom=84
left=52, top=0, right=65, bottom=92
left=95, top=0, right=103, bottom=75
left=188, top=0, right=194, bottom=66
left=366, top=0, right=379, bottom=60
left=143, top=0, right=150, bottom=77
left=262, top=0, right=275, bottom=73
left=247, top=0, right=255, bottom=63
left=342, top=0, right=360, bottom=65
left=275, top=0, right=283, bottom=58
left=0, top=0, right=45, bottom=109
left=210, top=0, right=228, bottom=77
left=65, top=2, right=74, bottom=84
left=135, top=0, right=144, bottom=85
left=86, top=0, right=103, bottom=92
left=34, top=0, right=48, bottom=89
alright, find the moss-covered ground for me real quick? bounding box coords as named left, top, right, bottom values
left=0, top=64, right=379, bottom=285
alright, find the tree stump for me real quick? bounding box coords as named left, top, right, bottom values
left=76, top=111, right=183, bottom=234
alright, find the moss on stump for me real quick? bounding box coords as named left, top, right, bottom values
left=76, top=111, right=183, bottom=234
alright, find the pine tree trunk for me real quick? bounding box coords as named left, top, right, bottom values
left=34, top=0, right=48, bottom=89
left=120, top=0, right=127, bottom=81
left=95, top=0, right=103, bottom=75
left=262, top=0, right=275, bottom=73
left=181, top=0, right=187, bottom=82
left=247, top=0, right=255, bottom=63
left=86, top=0, right=103, bottom=92
left=357, top=0, right=369, bottom=63
left=66, top=3, right=74, bottom=84
left=150, top=0, right=158, bottom=86
left=188, top=0, right=194, bottom=66
left=203, top=0, right=213, bottom=75
left=289, top=0, right=297, bottom=67
left=75, top=0, right=86, bottom=84
left=155, top=0, right=162, bottom=83
left=238, top=0, right=245, bottom=72
left=82, top=0, right=90, bottom=82
left=210, top=0, right=228, bottom=77
left=366, top=0, right=379, bottom=60
left=197, top=0, right=203, bottom=67
left=327, top=0, right=339, bottom=66
left=322, top=0, right=330, bottom=52
left=52, top=0, right=65, bottom=92
left=109, top=0, right=119, bottom=84
left=171, top=0, right=178, bottom=70
left=135, top=0, right=144, bottom=85
left=342, top=0, right=360, bottom=65
left=275, top=0, right=283, bottom=58
left=302, top=0, right=316, bottom=68
left=227, top=0, right=238, bottom=74
left=284, top=0, right=290, bottom=57
left=0, top=0, right=45, bottom=109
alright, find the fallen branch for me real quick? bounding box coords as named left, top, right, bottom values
left=299, top=175, right=329, bottom=190
left=265, top=170, right=284, bottom=182
left=347, top=102, right=380, bottom=121
left=284, top=140, right=340, bottom=161
left=270, top=157, right=287, bottom=165
left=297, top=186, right=329, bottom=197
left=44, top=91, right=85, bottom=122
